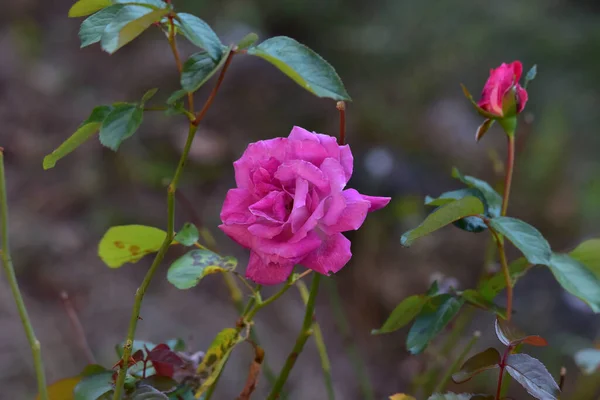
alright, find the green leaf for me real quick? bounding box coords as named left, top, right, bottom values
left=174, top=222, right=199, bottom=247
left=69, top=0, right=112, bottom=17
left=424, top=188, right=489, bottom=233
left=180, top=46, right=232, bottom=93
left=569, top=238, right=600, bottom=278
left=460, top=83, right=499, bottom=119
left=99, top=103, right=143, bottom=150
left=451, top=347, right=500, bottom=384
left=247, top=36, right=351, bottom=101
left=43, top=105, right=111, bottom=170
left=478, top=257, right=531, bottom=301
left=74, top=372, right=113, bottom=400
left=406, top=294, right=464, bottom=354
left=167, top=89, right=187, bottom=105
left=489, top=217, right=552, bottom=265
left=98, top=225, right=167, bottom=268
left=195, top=328, right=242, bottom=396
left=524, top=65, right=537, bottom=89
left=547, top=253, right=600, bottom=313
left=237, top=32, right=259, bottom=50
left=505, top=353, right=560, bottom=400
left=429, top=393, right=493, bottom=400
left=372, top=295, right=429, bottom=334
left=165, top=338, right=186, bottom=352
left=79, top=4, right=125, bottom=47
left=452, top=167, right=502, bottom=218
left=140, top=88, right=158, bottom=105
left=167, top=249, right=237, bottom=289
left=401, top=196, right=484, bottom=246
left=574, top=348, right=600, bottom=375
left=131, top=385, right=169, bottom=400
left=38, top=376, right=81, bottom=400
left=114, top=0, right=167, bottom=7
left=460, top=290, right=506, bottom=319
left=475, top=118, right=494, bottom=142
left=101, top=5, right=169, bottom=54
left=175, top=13, right=223, bottom=61
left=494, top=318, right=548, bottom=347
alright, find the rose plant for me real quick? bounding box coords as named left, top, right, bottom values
left=0, top=1, right=598, bottom=399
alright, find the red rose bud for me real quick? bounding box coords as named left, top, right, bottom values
left=478, top=61, right=528, bottom=118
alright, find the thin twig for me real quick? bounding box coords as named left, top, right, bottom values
left=336, top=102, right=346, bottom=145
left=0, top=150, right=48, bottom=399
left=60, top=291, right=95, bottom=364
left=501, top=134, right=516, bottom=216
left=193, top=51, right=235, bottom=125
left=297, top=280, right=335, bottom=400
left=168, top=15, right=194, bottom=112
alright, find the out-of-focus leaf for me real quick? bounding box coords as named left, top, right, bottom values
left=401, top=196, right=484, bottom=246
left=43, top=105, right=112, bottom=169
left=165, top=338, right=186, bottom=352
left=406, top=294, right=464, bottom=354
left=461, top=290, right=507, bottom=319
left=478, top=257, right=531, bottom=301
left=452, top=167, right=502, bottom=218
left=460, top=83, right=500, bottom=120
left=574, top=348, right=600, bottom=375
left=494, top=318, right=548, bottom=347
left=451, top=347, right=500, bottom=383
left=167, top=89, right=187, bottom=105
left=147, top=344, right=185, bottom=378
left=428, top=394, right=493, bottom=400
left=389, top=395, right=416, bottom=400
left=98, top=103, right=144, bottom=150
left=238, top=341, right=264, bottom=400
left=174, top=223, right=200, bottom=247
left=475, top=118, right=494, bottom=142
left=372, top=295, right=429, bottom=334
left=505, top=353, right=560, bottom=400
left=180, top=47, right=232, bottom=93
left=175, top=13, right=223, bottom=61
left=167, top=249, right=237, bottom=289
left=237, top=32, right=259, bottom=50
left=131, top=385, right=169, bottom=400
left=98, top=225, right=167, bottom=268
left=69, top=0, right=112, bottom=17
left=489, top=217, right=552, bottom=265
left=101, top=5, right=168, bottom=53
left=195, top=328, right=241, bottom=396
left=569, top=238, right=600, bottom=278
left=38, top=376, right=81, bottom=400
left=73, top=372, right=113, bottom=400
left=247, top=36, right=351, bottom=101
left=548, top=253, right=600, bottom=313
left=79, top=5, right=125, bottom=47
left=524, top=65, right=537, bottom=89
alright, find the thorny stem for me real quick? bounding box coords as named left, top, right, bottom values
left=0, top=150, right=49, bottom=400
left=501, top=134, right=515, bottom=216
left=297, top=280, right=335, bottom=400
left=267, top=273, right=322, bottom=400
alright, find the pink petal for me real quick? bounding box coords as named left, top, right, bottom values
left=300, top=233, right=352, bottom=275
left=321, top=193, right=346, bottom=226
left=314, top=132, right=341, bottom=160
left=339, top=144, right=353, bottom=182
left=246, top=252, right=294, bottom=285
left=361, top=194, right=391, bottom=212
left=254, top=232, right=322, bottom=260
left=248, top=222, right=284, bottom=239
left=510, top=61, right=523, bottom=81
left=219, top=224, right=254, bottom=249
left=289, top=197, right=326, bottom=243
left=516, top=85, right=528, bottom=113
left=234, top=139, right=287, bottom=189
left=249, top=191, right=288, bottom=223
left=290, top=178, right=310, bottom=233
left=321, top=189, right=370, bottom=234
left=275, top=160, right=329, bottom=192
left=320, top=157, right=347, bottom=191
left=220, top=188, right=256, bottom=225
left=288, top=126, right=319, bottom=142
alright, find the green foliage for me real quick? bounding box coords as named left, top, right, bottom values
left=372, top=295, right=429, bottom=334
left=74, top=371, right=113, bottom=400
left=131, top=385, right=169, bottom=399
left=181, top=46, right=232, bottom=93
left=195, top=328, right=242, bottom=396
left=401, top=196, right=484, bottom=246
left=237, top=32, right=259, bottom=50
left=478, top=257, right=530, bottom=300
left=451, top=347, right=500, bottom=383
left=524, top=65, right=538, bottom=89
left=100, top=5, right=169, bottom=53
left=43, top=105, right=112, bottom=169
left=489, top=217, right=552, bottom=265
left=406, top=294, right=464, bottom=354
left=175, top=13, right=224, bottom=61
left=494, top=318, right=548, bottom=347
left=79, top=5, right=125, bottom=47
left=569, top=238, right=600, bottom=278
left=98, top=225, right=167, bottom=268
left=99, top=103, right=143, bottom=150
left=505, top=353, right=560, bottom=400
left=69, top=0, right=112, bottom=17
left=575, top=348, right=600, bottom=374
left=174, top=223, right=199, bottom=247
left=547, top=253, right=600, bottom=312
left=248, top=36, right=351, bottom=101
left=167, top=249, right=237, bottom=289
left=451, top=168, right=502, bottom=218
left=460, top=290, right=506, bottom=318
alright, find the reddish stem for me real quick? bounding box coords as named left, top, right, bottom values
left=336, top=101, right=346, bottom=145
left=501, top=134, right=515, bottom=216
left=192, top=51, right=235, bottom=126
left=167, top=15, right=195, bottom=113
left=496, top=345, right=513, bottom=400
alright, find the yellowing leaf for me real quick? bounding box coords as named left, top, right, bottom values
left=38, top=376, right=81, bottom=399
left=98, top=225, right=167, bottom=268
left=101, top=5, right=169, bottom=53
left=68, top=0, right=112, bottom=17
left=389, top=395, right=416, bottom=400
left=195, top=328, right=241, bottom=396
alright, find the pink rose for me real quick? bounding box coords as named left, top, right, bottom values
left=478, top=61, right=528, bottom=117
left=219, top=126, right=390, bottom=285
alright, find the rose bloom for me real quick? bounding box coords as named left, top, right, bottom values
left=219, top=127, right=390, bottom=285
left=478, top=61, right=528, bottom=117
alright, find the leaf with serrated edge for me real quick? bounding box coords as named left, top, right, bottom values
left=98, top=104, right=143, bottom=150
left=452, top=347, right=500, bottom=383
left=167, top=249, right=237, bottom=289
left=180, top=47, right=232, bottom=93
left=452, top=167, right=502, bottom=217
left=98, top=225, right=167, bottom=268
left=505, top=353, right=560, bottom=400
left=69, top=0, right=112, bottom=17
left=101, top=5, right=169, bottom=53
left=43, top=105, right=112, bottom=169
left=174, top=222, right=199, bottom=247
left=175, top=13, right=223, bottom=61
left=401, top=196, right=484, bottom=246
left=548, top=253, right=600, bottom=313
left=79, top=5, right=125, bottom=47
left=248, top=36, right=350, bottom=101
left=372, top=295, right=428, bottom=334
left=494, top=318, right=547, bottom=347
left=489, top=217, right=552, bottom=266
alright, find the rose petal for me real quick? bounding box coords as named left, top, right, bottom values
left=219, top=224, right=254, bottom=249
left=300, top=233, right=351, bottom=275
left=249, top=191, right=288, bottom=223
left=321, top=193, right=345, bottom=226
left=361, top=194, right=391, bottom=212
left=234, top=139, right=287, bottom=189
left=339, top=144, right=353, bottom=181
left=254, top=232, right=322, bottom=260
left=289, top=197, right=326, bottom=243
left=321, top=189, right=370, bottom=234
left=245, top=252, right=294, bottom=285
left=288, top=126, right=319, bottom=142
left=275, top=160, right=329, bottom=192
left=320, top=157, right=347, bottom=191
left=220, top=188, right=256, bottom=225
left=290, top=178, right=310, bottom=232
left=516, top=85, right=528, bottom=113
left=248, top=223, right=284, bottom=239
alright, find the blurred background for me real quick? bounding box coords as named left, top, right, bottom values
left=1, top=0, right=600, bottom=398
